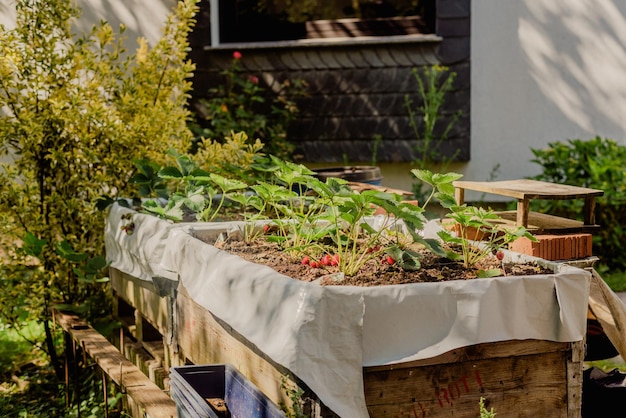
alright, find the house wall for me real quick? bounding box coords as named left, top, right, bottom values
left=190, top=0, right=471, bottom=187
left=0, top=0, right=175, bottom=165
left=465, top=0, right=626, bottom=200
left=0, top=0, right=174, bottom=45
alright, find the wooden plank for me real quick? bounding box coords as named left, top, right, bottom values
left=364, top=339, right=572, bottom=372
left=453, top=179, right=603, bottom=200
left=588, top=269, right=626, bottom=360
left=492, top=211, right=599, bottom=233
left=175, top=286, right=299, bottom=412
left=347, top=181, right=413, bottom=196
left=54, top=310, right=177, bottom=418
left=566, top=340, right=585, bottom=418
left=363, top=340, right=581, bottom=418
left=517, top=198, right=530, bottom=227
left=110, top=268, right=171, bottom=338
left=364, top=349, right=572, bottom=417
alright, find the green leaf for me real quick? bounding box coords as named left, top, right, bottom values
left=477, top=269, right=503, bottom=278
left=142, top=199, right=183, bottom=221
left=386, top=245, right=422, bottom=271
left=158, top=166, right=184, bottom=179
left=55, top=241, right=88, bottom=262
left=22, top=232, right=48, bottom=257
left=210, top=173, right=248, bottom=192
left=86, top=256, right=109, bottom=273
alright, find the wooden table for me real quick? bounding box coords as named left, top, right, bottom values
left=453, top=179, right=604, bottom=233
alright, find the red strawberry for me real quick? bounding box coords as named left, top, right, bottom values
left=310, top=261, right=320, bottom=268
left=301, top=256, right=310, bottom=265
left=320, top=254, right=332, bottom=266
left=386, top=256, right=395, bottom=265
left=496, top=251, right=504, bottom=261
left=262, top=224, right=270, bottom=233
left=331, top=254, right=340, bottom=266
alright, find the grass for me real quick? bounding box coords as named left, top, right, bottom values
left=0, top=320, right=66, bottom=417
left=0, top=321, right=47, bottom=374
left=597, top=267, right=626, bottom=293
left=586, top=357, right=626, bottom=372
left=0, top=319, right=128, bottom=417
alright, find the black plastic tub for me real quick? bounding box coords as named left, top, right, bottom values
left=314, top=166, right=383, bottom=185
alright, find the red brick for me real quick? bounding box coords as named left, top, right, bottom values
left=509, top=233, right=593, bottom=261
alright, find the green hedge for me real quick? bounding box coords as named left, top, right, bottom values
left=530, top=137, right=626, bottom=272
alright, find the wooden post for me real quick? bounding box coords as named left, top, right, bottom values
left=516, top=198, right=530, bottom=227
left=455, top=186, right=465, bottom=205
left=583, top=196, right=596, bottom=226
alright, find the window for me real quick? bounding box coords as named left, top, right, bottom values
left=214, top=0, right=435, bottom=44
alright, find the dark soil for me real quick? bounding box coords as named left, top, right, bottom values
left=213, top=240, right=552, bottom=286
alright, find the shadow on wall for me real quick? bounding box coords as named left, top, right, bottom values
left=73, top=0, right=176, bottom=47
left=0, top=1, right=16, bottom=29
left=520, top=1, right=626, bottom=137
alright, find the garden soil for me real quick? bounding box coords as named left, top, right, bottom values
left=214, top=240, right=551, bottom=286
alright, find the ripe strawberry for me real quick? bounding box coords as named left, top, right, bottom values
left=310, top=261, right=320, bottom=268
left=320, top=254, right=332, bottom=266
left=496, top=251, right=504, bottom=261
left=367, top=245, right=381, bottom=254
left=386, top=256, right=395, bottom=265
left=301, top=256, right=310, bottom=265
left=262, top=224, right=270, bottom=233
left=233, top=51, right=242, bottom=60
left=331, top=254, right=340, bottom=266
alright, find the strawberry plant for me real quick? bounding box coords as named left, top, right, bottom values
left=413, top=169, right=536, bottom=277
left=438, top=205, right=535, bottom=277
left=137, top=153, right=535, bottom=281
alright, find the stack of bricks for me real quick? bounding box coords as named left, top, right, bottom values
left=510, top=233, right=593, bottom=261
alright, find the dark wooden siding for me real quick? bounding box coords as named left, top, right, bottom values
left=188, top=0, right=470, bottom=164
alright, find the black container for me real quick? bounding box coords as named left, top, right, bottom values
left=314, top=166, right=383, bottom=185
left=170, top=364, right=286, bottom=418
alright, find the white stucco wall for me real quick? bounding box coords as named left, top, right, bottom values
left=383, top=1, right=626, bottom=198
left=0, top=0, right=175, bottom=45
left=1, top=0, right=176, bottom=165
left=469, top=0, right=626, bottom=187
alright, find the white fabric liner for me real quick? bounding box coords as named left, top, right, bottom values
left=105, top=204, right=591, bottom=418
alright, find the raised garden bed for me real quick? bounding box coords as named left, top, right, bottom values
left=105, top=203, right=590, bottom=417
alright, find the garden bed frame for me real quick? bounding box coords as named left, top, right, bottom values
left=110, top=267, right=584, bottom=417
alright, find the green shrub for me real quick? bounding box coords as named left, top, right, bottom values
left=189, top=51, right=306, bottom=160
left=0, top=0, right=198, bottom=375
left=530, top=137, right=626, bottom=271
left=407, top=65, right=461, bottom=205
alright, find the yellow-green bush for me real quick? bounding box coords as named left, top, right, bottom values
left=0, top=0, right=198, bottom=370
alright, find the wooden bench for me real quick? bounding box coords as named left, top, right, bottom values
left=453, top=179, right=604, bottom=233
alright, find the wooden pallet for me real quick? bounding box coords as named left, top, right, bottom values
left=54, top=309, right=177, bottom=418
left=110, top=268, right=585, bottom=418
left=364, top=339, right=584, bottom=417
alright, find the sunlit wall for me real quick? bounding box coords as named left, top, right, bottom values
left=470, top=0, right=626, bottom=191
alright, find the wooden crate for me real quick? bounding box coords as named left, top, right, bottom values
left=364, top=339, right=584, bottom=418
